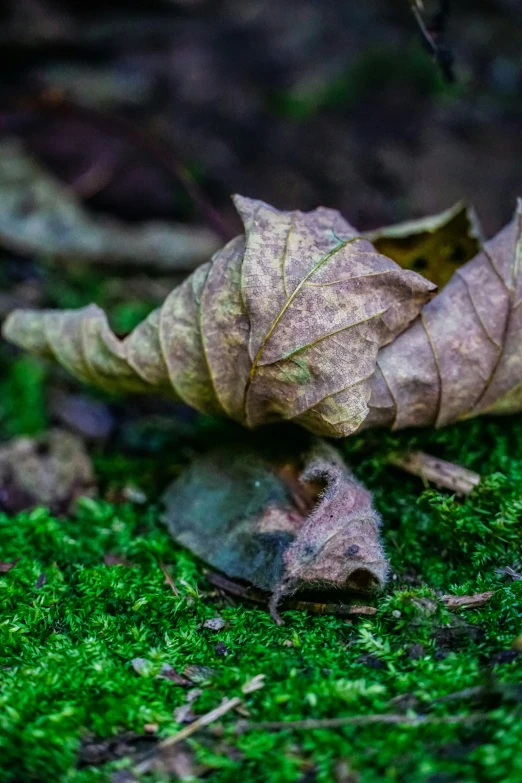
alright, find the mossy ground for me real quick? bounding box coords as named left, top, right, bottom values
left=1, top=351, right=522, bottom=783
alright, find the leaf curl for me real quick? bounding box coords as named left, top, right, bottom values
left=162, top=436, right=387, bottom=623
left=362, top=200, right=522, bottom=431
left=3, top=195, right=434, bottom=437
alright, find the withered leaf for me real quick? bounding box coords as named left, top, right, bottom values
left=3, top=195, right=433, bottom=437
left=157, top=664, right=193, bottom=687
left=0, top=429, right=95, bottom=513
left=5, top=196, right=522, bottom=438
left=162, top=437, right=387, bottom=623
left=363, top=200, right=522, bottom=431
left=0, top=139, right=219, bottom=271
left=368, top=201, right=482, bottom=289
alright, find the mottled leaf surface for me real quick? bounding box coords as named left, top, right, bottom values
left=362, top=201, right=522, bottom=431
left=3, top=195, right=433, bottom=437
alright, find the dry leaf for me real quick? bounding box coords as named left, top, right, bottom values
left=441, top=591, right=494, bottom=610
left=0, top=139, right=219, bottom=271
left=0, top=428, right=95, bottom=513
left=4, top=196, right=522, bottom=438
left=2, top=194, right=433, bottom=437
left=362, top=200, right=522, bottom=431
left=162, top=437, right=387, bottom=623
left=368, top=201, right=482, bottom=289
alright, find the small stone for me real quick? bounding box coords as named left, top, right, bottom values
left=203, top=616, right=225, bottom=631
left=392, top=610, right=401, bottom=619
left=215, top=641, right=229, bottom=656
left=143, top=723, right=158, bottom=734
left=408, top=643, right=425, bottom=660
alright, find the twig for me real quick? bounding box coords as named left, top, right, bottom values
left=409, top=0, right=455, bottom=82
left=156, top=558, right=179, bottom=596
left=388, top=451, right=480, bottom=495
left=441, top=591, right=494, bottom=610
left=205, top=571, right=377, bottom=619
left=134, top=675, right=265, bottom=773
left=27, top=91, right=236, bottom=242
left=237, top=711, right=490, bottom=733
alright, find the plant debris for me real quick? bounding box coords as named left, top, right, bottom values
left=0, top=559, right=19, bottom=573
left=2, top=194, right=434, bottom=437
left=134, top=674, right=265, bottom=772
left=441, top=591, right=494, bottom=610
left=0, top=428, right=95, bottom=513
left=203, top=616, right=226, bottom=632
left=6, top=197, right=522, bottom=441
left=0, top=139, right=220, bottom=271
left=388, top=451, right=480, bottom=495
left=162, top=438, right=387, bottom=624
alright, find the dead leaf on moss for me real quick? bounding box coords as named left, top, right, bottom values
left=0, top=559, right=19, bottom=573
left=0, top=428, right=95, bottom=513
left=163, top=436, right=387, bottom=624
left=157, top=664, right=193, bottom=687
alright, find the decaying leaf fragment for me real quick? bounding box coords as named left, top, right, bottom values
left=0, top=139, right=220, bottom=271
left=162, top=438, right=387, bottom=624
left=0, top=428, right=95, bottom=513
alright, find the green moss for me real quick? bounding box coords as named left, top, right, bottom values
left=0, top=411, right=522, bottom=782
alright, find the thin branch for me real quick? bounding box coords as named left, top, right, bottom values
left=409, top=0, right=455, bottom=82
left=156, top=557, right=179, bottom=596
left=237, top=711, right=490, bottom=733
left=388, top=451, right=480, bottom=495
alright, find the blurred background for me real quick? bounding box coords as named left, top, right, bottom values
left=0, top=0, right=521, bottom=468
left=0, top=0, right=521, bottom=237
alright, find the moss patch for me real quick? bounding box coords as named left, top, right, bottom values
left=0, top=410, right=521, bottom=782
left=1, top=321, right=522, bottom=783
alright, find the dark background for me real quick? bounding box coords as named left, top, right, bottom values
left=1, top=0, right=521, bottom=241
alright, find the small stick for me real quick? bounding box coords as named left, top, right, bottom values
left=133, top=697, right=240, bottom=775
left=237, top=711, right=489, bottom=733
left=205, top=571, right=376, bottom=619
left=441, top=591, right=494, bottom=610
left=156, top=558, right=179, bottom=596
left=388, top=451, right=480, bottom=495
left=134, top=676, right=265, bottom=774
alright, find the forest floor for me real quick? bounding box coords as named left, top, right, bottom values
left=1, top=342, right=522, bottom=782
left=1, top=3, right=522, bottom=781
